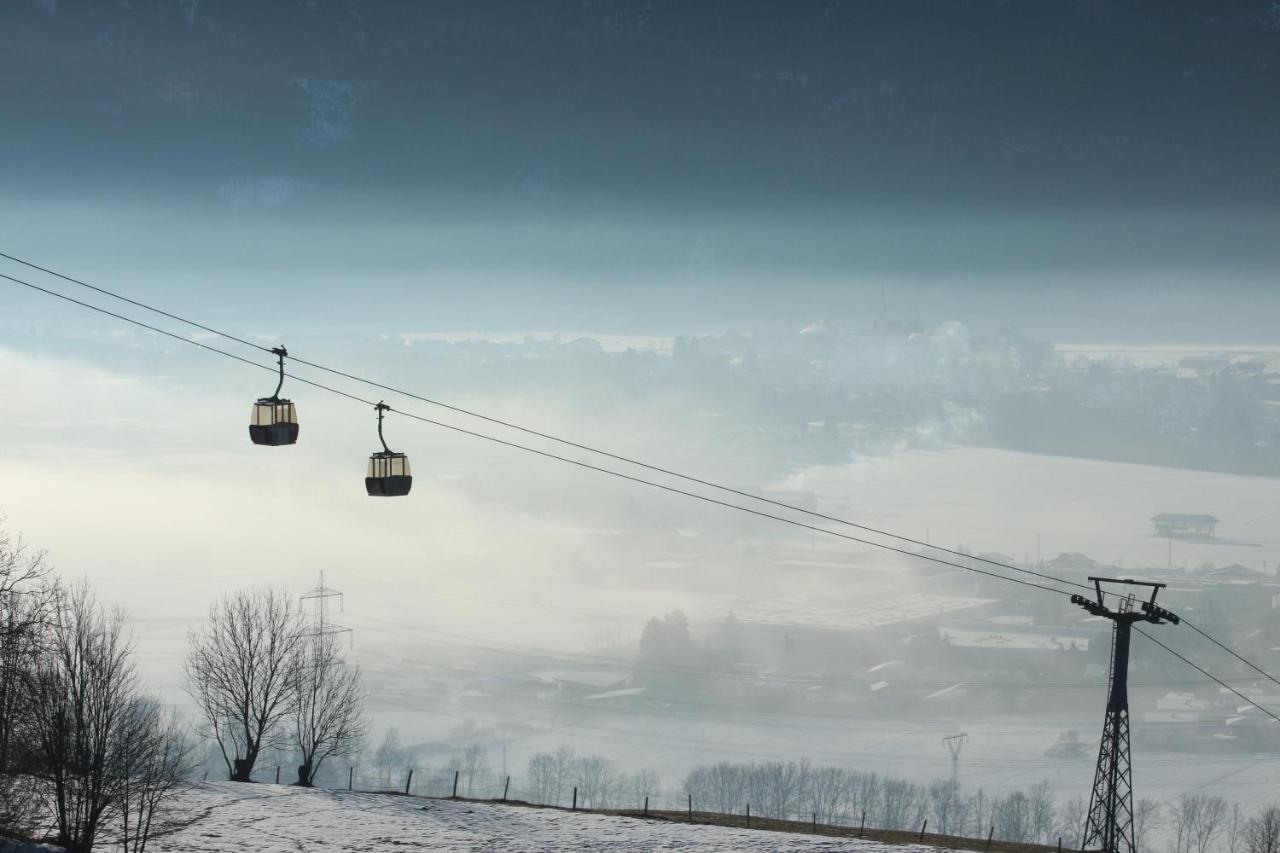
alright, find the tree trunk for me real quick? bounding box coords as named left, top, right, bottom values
left=297, top=761, right=313, bottom=787
left=232, top=756, right=255, bottom=782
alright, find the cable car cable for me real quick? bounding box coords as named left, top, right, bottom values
left=7, top=267, right=1280, bottom=706
left=1177, top=617, right=1280, bottom=689
left=1134, top=627, right=1280, bottom=724
left=1, top=269, right=1070, bottom=597
left=0, top=250, right=1089, bottom=594
left=381, top=401, right=1076, bottom=596
left=0, top=272, right=379, bottom=408
left=0, top=251, right=273, bottom=355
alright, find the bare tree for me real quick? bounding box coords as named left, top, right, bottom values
left=118, top=704, right=194, bottom=853
left=292, top=631, right=368, bottom=787
left=460, top=744, right=490, bottom=797
left=995, top=790, right=1032, bottom=842
left=696, top=761, right=743, bottom=814
left=1056, top=795, right=1086, bottom=846
left=1191, top=795, right=1229, bottom=853
left=1173, top=793, right=1229, bottom=853
left=0, top=518, right=55, bottom=838
left=929, top=778, right=963, bottom=835
left=527, top=752, right=556, bottom=804
left=882, top=778, right=916, bottom=829
left=850, top=771, right=883, bottom=828
left=743, top=763, right=769, bottom=817
left=0, top=516, right=53, bottom=646
left=373, top=727, right=403, bottom=787
left=27, top=584, right=153, bottom=853
left=574, top=755, right=616, bottom=808
left=810, top=766, right=848, bottom=826
left=629, top=769, right=660, bottom=809
left=1135, top=798, right=1165, bottom=853
left=552, top=745, right=575, bottom=806
left=968, top=788, right=992, bottom=841
left=1229, top=804, right=1247, bottom=853
left=1248, top=806, right=1280, bottom=853
left=184, top=588, right=304, bottom=782
left=1028, top=781, right=1056, bottom=844
left=760, top=760, right=804, bottom=820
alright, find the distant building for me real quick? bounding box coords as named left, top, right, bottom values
left=1152, top=513, right=1218, bottom=538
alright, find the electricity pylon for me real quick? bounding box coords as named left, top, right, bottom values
left=943, top=732, right=968, bottom=788
left=1072, top=577, right=1178, bottom=853
left=300, top=571, right=353, bottom=645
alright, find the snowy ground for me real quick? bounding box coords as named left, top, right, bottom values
left=148, top=782, right=927, bottom=852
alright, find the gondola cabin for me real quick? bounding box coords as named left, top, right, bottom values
left=249, top=346, right=299, bottom=446
left=366, top=451, right=412, bottom=496
left=365, top=401, right=412, bottom=496
left=249, top=398, right=299, bottom=446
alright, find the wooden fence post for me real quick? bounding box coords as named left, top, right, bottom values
left=404, top=768, right=414, bottom=795
left=452, top=770, right=459, bottom=798
left=502, top=776, right=510, bottom=801
left=920, top=819, right=928, bottom=841
left=859, top=811, right=865, bottom=837
left=1058, top=838, right=1062, bottom=853
left=986, top=825, right=995, bottom=851
left=687, top=793, right=692, bottom=821
left=746, top=803, right=750, bottom=828
left=275, top=766, right=280, bottom=785
left=348, top=766, right=353, bottom=791
left=643, top=796, right=648, bottom=816
left=572, top=787, right=578, bottom=810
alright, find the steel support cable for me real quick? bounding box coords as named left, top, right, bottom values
left=10, top=267, right=1280, bottom=701
left=3, top=270, right=1070, bottom=601
left=0, top=250, right=1091, bottom=595
left=1135, top=627, right=1280, bottom=724
left=0, top=273, right=378, bottom=410
left=1178, top=617, right=1280, bottom=690
left=0, top=251, right=273, bottom=355
left=384, top=393, right=1078, bottom=597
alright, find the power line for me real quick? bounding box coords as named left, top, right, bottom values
left=0, top=250, right=1091, bottom=596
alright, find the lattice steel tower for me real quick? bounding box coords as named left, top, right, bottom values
left=943, top=732, right=968, bottom=788
left=1072, top=578, right=1178, bottom=853
left=300, top=571, right=353, bottom=644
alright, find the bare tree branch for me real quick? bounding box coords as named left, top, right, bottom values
left=291, top=631, right=368, bottom=787
left=184, top=589, right=304, bottom=782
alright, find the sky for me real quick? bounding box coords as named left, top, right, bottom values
left=3, top=0, right=1280, bottom=340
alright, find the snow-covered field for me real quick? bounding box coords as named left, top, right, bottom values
left=147, top=782, right=925, bottom=852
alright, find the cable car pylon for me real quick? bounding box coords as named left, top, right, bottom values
left=365, top=402, right=412, bottom=497
left=249, top=346, right=299, bottom=446
left=1072, top=578, right=1179, bottom=853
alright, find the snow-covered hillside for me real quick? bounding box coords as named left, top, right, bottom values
left=146, top=782, right=926, bottom=852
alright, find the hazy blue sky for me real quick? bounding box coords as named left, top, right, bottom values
left=3, top=1, right=1280, bottom=340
